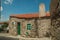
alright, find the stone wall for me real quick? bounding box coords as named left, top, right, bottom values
left=9, top=18, right=17, bottom=36
left=25, top=19, right=37, bottom=38
left=51, top=18, right=60, bottom=40
left=9, top=18, right=25, bottom=36
left=50, top=0, right=60, bottom=40
left=9, top=18, right=37, bottom=37
left=9, top=17, right=51, bottom=38
left=21, top=19, right=37, bottom=38
left=37, top=18, right=51, bottom=38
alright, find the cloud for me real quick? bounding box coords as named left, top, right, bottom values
left=4, top=0, right=13, bottom=4
left=0, top=6, right=3, bottom=11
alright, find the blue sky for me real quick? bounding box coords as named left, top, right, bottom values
left=1, top=0, right=50, bottom=22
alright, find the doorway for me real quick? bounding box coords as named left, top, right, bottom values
left=17, top=22, right=20, bottom=35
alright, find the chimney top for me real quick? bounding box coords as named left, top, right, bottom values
left=39, top=3, right=46, bottom=17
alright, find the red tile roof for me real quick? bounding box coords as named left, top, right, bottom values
left=10, top=13, right=50, bottom=18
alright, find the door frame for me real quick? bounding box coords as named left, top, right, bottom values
left=17, top=22, right=21, bottom=35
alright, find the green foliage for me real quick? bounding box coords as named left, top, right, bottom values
left=1, top=22, right=8, bottom=28
left=26, top=32, right=29, bottom=36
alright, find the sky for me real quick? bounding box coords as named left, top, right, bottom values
left=0, top=0, right=50, bottom=22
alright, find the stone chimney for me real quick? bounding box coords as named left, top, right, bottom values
left=39, top=3, right=46, bottom=17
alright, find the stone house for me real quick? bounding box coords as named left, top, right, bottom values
left=9, top=12, right=51, bottom=38
left=9, top=4, right=51, bottom=38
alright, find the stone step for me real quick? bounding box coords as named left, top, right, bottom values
left=19, top=37, right=51, bottom=40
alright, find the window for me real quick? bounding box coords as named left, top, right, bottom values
left=12, top=22, right=16, bottom=27
left=12, top=22, right=16, bottom=25
left=12, top=22, right=14, bottom=25
left=27, top=24, right=31, bottom=30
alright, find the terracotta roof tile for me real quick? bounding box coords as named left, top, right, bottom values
left=10, top=13, right=50, bottom=18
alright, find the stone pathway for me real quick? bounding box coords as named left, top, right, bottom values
left=19, top=37, right=51, bottom=40
left=0, top=33, right=51, bottom=40
left=0, top=33, right=20, bottom=38
left=0, top=36, right=19, bottom=40
left=0, top=33, right=20, bottom=40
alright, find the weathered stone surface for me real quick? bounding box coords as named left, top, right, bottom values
left=9, top=18, right=25, bottom=36
left=19, top=37, right=51, bottom=40
left=24, top=19, right=37, bottom=38
left=51, top=18, right=60, bottom=40
left=9, top=17, right=51, bottom=38
left=37, top=18, right=51, bottom=38
left=50, top=0, right=60, bottom=40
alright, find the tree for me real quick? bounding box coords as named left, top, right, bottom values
left=1, top=22, right=8, bottom=29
